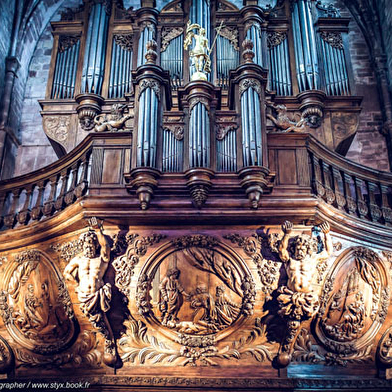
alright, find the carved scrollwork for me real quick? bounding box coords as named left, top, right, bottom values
left=138, top=79, right=161, bottom=100
left=51, top=239, right=83, bottom=263
left=161, top=27, right=184, bottom=52
left=244, top=21, right=261, bottom=36
left=114, top=34, right=133, bottom=51
left=189, top=97, right=210, bottom=113
left=0, top=250, right=76, bottom=355
left=377, top=327, right=392, bottom=367
left=217, top=26, right=239, bottom=51
left=43, top=116, right=70, bottom=144
left=216, top=125, right=237, bottom=141
left=164, top=126, right=184, bottom=140
left=267, top=31, right=287, bottom=48
left=239, top=79, right=261, bottom=97
left=320, top=31, right=343, bottom=50
left=140, top=22, right=156, bottom=36
left=58, top=35, right=80, bottom=53
left=112, top=233, right=165, bottom=296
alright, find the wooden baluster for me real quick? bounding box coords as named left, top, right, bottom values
left=31, top=181, right=45, bottom=221
left=65, top=164, right=78, bottom=205
left=380, top=184, right=392, bottom=226
left=322, top=162, right=335, bottom=205
left=43, top=175, right=59, bottom=217
left=3, top=189, right=19, bottom=229
left=368, top=182, right=382, bottom=222
left=74, top=152, right=90, bottom=198
left=312, top=155, right=325, bottom=197
left=343, top=173, right=357, bottom=215
left=17, top=186, right=33, bottom=225
left=355, top=177, right=369, bottom=219
left=54, top=169, right=69, bottom=211
left=332, top=167, right=345, bottom=210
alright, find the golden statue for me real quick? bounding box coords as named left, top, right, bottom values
left=184, top=21, right=224, bottom=81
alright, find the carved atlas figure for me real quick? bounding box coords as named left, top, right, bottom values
left=63, top=217, right=117, bottom=367
left=275, top=220, right=332, bottom=367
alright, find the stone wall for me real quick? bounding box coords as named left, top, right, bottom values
left=0, top=2, right=14, bottom=100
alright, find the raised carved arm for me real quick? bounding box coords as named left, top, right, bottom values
left=88, top=217, right=110, bottom=262
left=278, top=221, right=293, bottom=262
left=318, top=221, right=333, bottom=258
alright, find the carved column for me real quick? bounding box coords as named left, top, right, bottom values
left=125, top=40, right=171, bottom=210
left=178, top=80, right=220, bottom=208
left=230, top=40, right=274, bottom=209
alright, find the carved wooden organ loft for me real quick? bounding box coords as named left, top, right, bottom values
left=0, top=0, right=392, bottom=389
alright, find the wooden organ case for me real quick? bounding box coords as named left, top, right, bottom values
left=0, top=0, right=391, bottom=390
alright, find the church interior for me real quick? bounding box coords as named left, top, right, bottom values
left=0, top=0, right=392, bottom=390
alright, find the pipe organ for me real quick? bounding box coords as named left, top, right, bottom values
left=1, top=0, right=392, bottom=391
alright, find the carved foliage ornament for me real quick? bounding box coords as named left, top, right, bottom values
left=138, top=79, right=160, bottom=101
left=161, top=27, right=184, bottom=52
left=216, top=125, right=237, bottom=141
left=114, top=34, right=133, bottom=51
left=58, top=35, right=80, bottom=53
left=43, top=116, right=70, bottom=144
left=239, top=79, right=261, bottom=97
left=189, top=97, right=210, bottom=112
left=267, top=31, right=287, bottom=49
left=316, top=246, right=389, bottom=357
left=244, top=21, right=261, bottom=36
left=0, top=250, right=76, bottom=355
left=320, top=31, right=343, bottom=50
left=217, top=26, right=239, bottom=51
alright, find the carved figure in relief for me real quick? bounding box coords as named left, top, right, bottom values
left=63, top=217, right=116, bottom=366
left=184, top=21, right=212, bottom=80
left=214, top=285, right=240, bottom=328
left=275, top=220, right=332, bottom=367
left=94, top=104, right=131, bottom=132
left=159, top=268, right=189, bottom=328
left=267, top=103, right=305, bottom=133
left=190, top=284, right=218, bottom=332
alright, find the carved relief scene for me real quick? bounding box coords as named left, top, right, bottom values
left=0, top=0, right=392, bottom=389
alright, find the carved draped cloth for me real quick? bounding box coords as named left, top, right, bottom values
left=277, top=286, right=319, bottom=321
left=78, top=283, right=112, bottom=319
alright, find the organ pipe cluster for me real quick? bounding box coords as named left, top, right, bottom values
left=189, top=102, right=210, bottom=168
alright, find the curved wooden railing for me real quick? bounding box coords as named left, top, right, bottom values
left=306, top=136, right=392, bottom=226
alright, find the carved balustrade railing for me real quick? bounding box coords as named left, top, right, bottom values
left=307, top=137, right=392, bottom=226
left=0, top=133, right=132, bottom=231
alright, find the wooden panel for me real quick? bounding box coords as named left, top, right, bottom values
left=102, top=149, right=122, bottom=184
left=268, top=149, right=276, bottom=173
left=296, top=148, right=311, bottom=186
left=278, top=149, right=297, bottom=185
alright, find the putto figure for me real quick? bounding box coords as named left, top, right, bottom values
left=184, top=21, right=211, bottom=81
left=275, top=220, right=332, bottom=367
left=64, top=217, right=117, bottom=366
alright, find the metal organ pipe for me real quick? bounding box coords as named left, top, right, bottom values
left=246, top=24, right=263, bottom=67
left=137, top=26, right=155, bottom=67
left=81, top=3, right=109, bottom=94
left=189, top=103, right=209, bottom=168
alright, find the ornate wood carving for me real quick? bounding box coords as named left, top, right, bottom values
left=0, top=249, right=76, bottom=355
left=161, top=27, right=184, bottom=52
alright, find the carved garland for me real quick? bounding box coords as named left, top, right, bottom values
left=138, top=79, right=161, bottom=101
left=216, top=125, right=237, bottom=141
left=163, top=126, right=184, bottom=141
left=140, top=22, right=156, bottom=38
left=161, top=27, right=184, bottom=52
left=244, top=21, right=261, bottom=36
left=58, top=35, right=80, bottom=53
left=239, top=79, right=261, bottom=97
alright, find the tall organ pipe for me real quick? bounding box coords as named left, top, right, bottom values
left=189, top=103, right=210, bottom=168
left=81, top=3, right=109, bottom=94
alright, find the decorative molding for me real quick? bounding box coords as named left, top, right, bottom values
left=163, top=126, right=184, bottom=140
left=216, top=125, right=237, bottom=141
left=189, top=97, right=210, bottom=113
left=161, top=27, right=183, bottom=52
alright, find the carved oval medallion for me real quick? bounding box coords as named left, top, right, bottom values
left=0, top=250, right=76, bottom=355
left=136, top=235, right=255, bottom=340
left=315, top=247, right=389, bottom=355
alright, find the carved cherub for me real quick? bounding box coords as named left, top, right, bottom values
left=267, top=103, right=305, bottom=133
left=275, top=220, right=332, bottom=367
left=94, top=104, right=131, bottom=132
left=63, top=217, right=117, bottom=366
